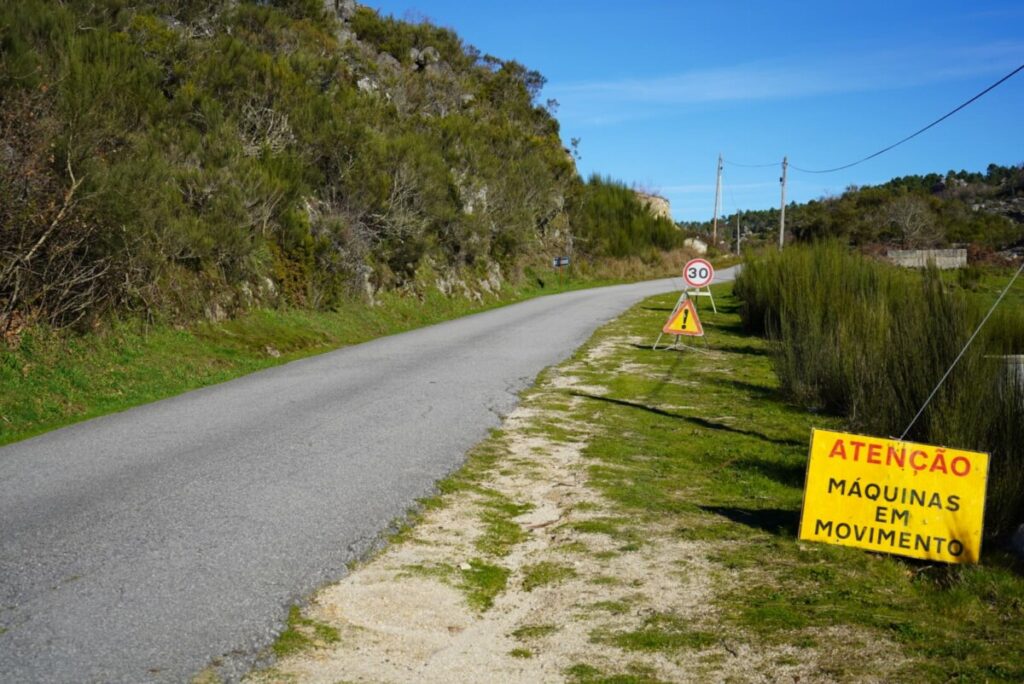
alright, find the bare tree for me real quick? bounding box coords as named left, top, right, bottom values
left=886, top=195, right=941, bottom=248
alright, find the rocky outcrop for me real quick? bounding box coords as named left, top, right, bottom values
left=634, top=191, right=671, bottom=221
left=409, top=46, right=441, bottom=70
left=323, top=0, right=357, bottom=22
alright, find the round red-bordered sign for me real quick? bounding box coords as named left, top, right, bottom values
left=683, top=258, right=714, bottom=288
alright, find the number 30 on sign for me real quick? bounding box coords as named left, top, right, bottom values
left=683, top=258, right=714, bottom=288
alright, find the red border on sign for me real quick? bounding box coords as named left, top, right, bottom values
left=662, top=298, right=704, bottom=336
left=683, top=258, right=715, bottom=288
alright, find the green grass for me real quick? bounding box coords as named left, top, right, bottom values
left=0, top=275, right=619, bottom=447
left=565, top=662, right=670, bottom=684
left=596, top=612, right=717, bottom=653
left=554, top=282, right=1024, bottom=681
left=271, top=605, right=340, bottom=658
left=521, top=561, right=577, bottom=591
left=510, top=623, right=559, bottom=640
left=475, top=493, right=532, bottom=557
left=459, top=558, right=510, bottom=611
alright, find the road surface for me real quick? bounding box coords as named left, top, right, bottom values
left=0, top=269, right=736, bottom=682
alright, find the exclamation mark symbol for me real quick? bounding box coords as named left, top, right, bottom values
left=682, top=309, right=689, bottom=328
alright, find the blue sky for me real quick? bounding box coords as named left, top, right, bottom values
left=367, top=1, right=1024, bottom=220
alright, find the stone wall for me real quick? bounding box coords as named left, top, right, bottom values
left=887, top=248, right=967, bottom=269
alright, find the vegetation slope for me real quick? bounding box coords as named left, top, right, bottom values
left=0, top=0, right=681, bottom=339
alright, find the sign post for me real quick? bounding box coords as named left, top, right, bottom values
left=799, top=428, right=989, bottom=564
left=552, top=255, right=570, bottom=288
left=652, top=258, right=716, bottom=350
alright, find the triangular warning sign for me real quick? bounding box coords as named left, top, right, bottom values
left=662, top=298, right=703, bottom=336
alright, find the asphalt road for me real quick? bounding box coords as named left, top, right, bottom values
left=0, top=269, right=736, bottom=683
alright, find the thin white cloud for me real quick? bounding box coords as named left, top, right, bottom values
left=551, top=42, right=1024, bottom=115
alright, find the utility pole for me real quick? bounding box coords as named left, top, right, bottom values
left=735, top=212, right=740, bottom=255
left=712, top=153, right=723, bottom=245
left=778, top=156, right=788, bottom=250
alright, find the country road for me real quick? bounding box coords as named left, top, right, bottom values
left=0, top=269, right=736, bottom=683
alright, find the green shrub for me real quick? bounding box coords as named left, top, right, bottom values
left=735, top=243, right=1024, bottom=539
left=571, top=175, right=682, bottom=259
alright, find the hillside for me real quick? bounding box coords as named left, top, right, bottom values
left=685, top=164, right=1024, bottom=254
left=0, top=0, right=681, bottom=339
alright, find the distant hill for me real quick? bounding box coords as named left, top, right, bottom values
left=685, top=164, right=1024, bottom=253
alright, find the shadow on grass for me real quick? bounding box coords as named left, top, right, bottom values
left=711, top=321, right=746, bottom=335
left=699, top=505, right=799, bottom=536
left=717, top=344, right=770, bottom=358
left=641, top=306, right=676, bottom=313
left=571, top=392, right=805, bottom=448
left=732, top=457, right=808, bottom=488
left=708, top=377, right=778, bottom=400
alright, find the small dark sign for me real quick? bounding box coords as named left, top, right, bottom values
left=552, top=256, right=570, bottom=267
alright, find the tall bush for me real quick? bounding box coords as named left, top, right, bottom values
left=734, top=243, right=1024, bottom=539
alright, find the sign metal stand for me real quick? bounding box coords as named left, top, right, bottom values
left=652, top=258, right=715, bottom=350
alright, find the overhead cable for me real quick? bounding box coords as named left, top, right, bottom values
left=790, top=62, right=1024, bottom=174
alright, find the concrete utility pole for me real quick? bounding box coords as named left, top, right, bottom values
left=778, top=156, right=788, bottom=250
left=735, top=212, right=740, bottom=255
left=712, top=153, right=723, bottom=245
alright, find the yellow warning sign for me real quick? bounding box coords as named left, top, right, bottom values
left=799, top=428, right=989, bottom=564
left=662, top=298, right=703, bottom=336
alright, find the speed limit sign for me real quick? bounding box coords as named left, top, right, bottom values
left=683, top=258, right=714, bottom=288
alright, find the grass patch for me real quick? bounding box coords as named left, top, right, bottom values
left=565, top=662, right=670, bottom=684
left=511, top=623, right=560, bottom=640
left=522, top=561, right=577, bottom=592
left=272, top=606, right=340, bottom=658
left=596, top=612, right=716, bottom=653
left=509, top=647, right=533, bottom=659
left=475, top=492, right=532, bottom=557
left=459, top=559, right=510, bottom=611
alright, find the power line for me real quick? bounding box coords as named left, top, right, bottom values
left=790, top=62, right=1024, bottom=174
left=899, top=258, right=1024, bottom=441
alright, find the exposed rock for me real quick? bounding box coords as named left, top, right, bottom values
left=460, top=93, right=475, bottom=107
left=409, top=46, right=441, bottom=71
left=259, top=277, right=278, bottom=299
left=324, top=0, right=357, bottom=22
left=484, top=261, right=502, bottom=294
left=265, top=345, right=281, bottom=358
left=356, top=76, right=378, bottom=93
left=238, top=281, right=254, bottom=307
left=423, top=61, right=452, bottom=80
left=683, top=237, right=708, bottom=255
left=204, top=301, right=228, bottom=323
left=376, top=51, right=401, bottom=74
left=634, top=191, right=672, bottom=220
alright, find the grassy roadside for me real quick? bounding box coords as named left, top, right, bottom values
left=560, top=284, right=1024, bottom=681
left=253, top=282, right=1024, bottom=683
left=0, top=269, right=618, bottom=447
